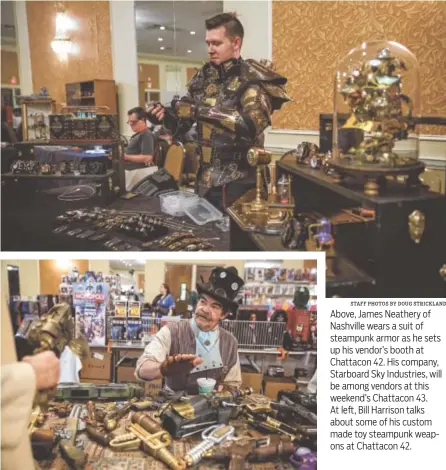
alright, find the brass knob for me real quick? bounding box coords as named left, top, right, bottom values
left=440, top=264, right=446, bottom=281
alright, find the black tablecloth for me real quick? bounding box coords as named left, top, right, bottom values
left=1, top=188, right=230, bottom=251
left=34, top=145, right=108, bottom=163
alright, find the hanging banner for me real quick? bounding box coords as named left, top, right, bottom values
left=73, top=282, right=109, bottom=346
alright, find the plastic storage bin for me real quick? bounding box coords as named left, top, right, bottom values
left=184, top=198, right=223, bottom=225
left=159, top=191, right=199, bottom=217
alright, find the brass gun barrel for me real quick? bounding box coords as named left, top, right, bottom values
left=127, top=423, right=185, bottom=470
left=131, top=411, right=164, bottom=434
left=87, top=425, right=115, bottom=447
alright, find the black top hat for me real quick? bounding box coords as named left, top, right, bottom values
left=293, top=286, right=310, bottom=309
left=196, top=266, right=244, bottom=313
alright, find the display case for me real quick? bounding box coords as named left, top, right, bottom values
left=65, top=80, right=117, bottom=113
left=332, top=40, right=422, bottom=196
left=49, top=106, right=119, bottom=141
left=19, top=97, right=56, bottom=142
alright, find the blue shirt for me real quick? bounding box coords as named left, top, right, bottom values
left=158, top=294, right=175, bottom=310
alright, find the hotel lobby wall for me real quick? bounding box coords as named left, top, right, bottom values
left=272, top=1, right=446, bottom=136
left=39, top=260, right=89, bottom=295
left=26, top=1, right=113, bottom=108
left=144, top=260, right=246, bottom=304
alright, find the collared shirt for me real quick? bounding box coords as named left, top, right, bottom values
left=124, top=127, right=155, bottom=170
left=135, top=322, right=242, bottom=387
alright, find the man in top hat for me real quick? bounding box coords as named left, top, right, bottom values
left=136, top=267, right=244, bottom=394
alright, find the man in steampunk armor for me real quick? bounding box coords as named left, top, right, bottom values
left=147, top=12, right=290, bottom=209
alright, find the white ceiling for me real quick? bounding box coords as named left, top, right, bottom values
left=135, top=1, right=223, bottom=61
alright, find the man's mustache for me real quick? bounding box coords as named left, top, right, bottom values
left=195, top=310, right=210, bottom=320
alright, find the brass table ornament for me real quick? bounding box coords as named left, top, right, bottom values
left=332, top=41, right=424, bottom=196
left=408, top=209, right=425, bottom=244
left=228, top=148, right=293, bottom=234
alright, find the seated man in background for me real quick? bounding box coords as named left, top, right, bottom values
left=136, top=267, right=244, bottom=394
left=122, top=106, right=157, bottom=191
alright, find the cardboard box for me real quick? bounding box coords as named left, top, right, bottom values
left=80, top=378, right=109, bottom=385
left=241, top=366, right=263, bottom=393
left=144, top=377, right=163, bottom=396
left=263, top=376, right=296, bottom=400
left=80, top=348, right=111, bottom=381
left=116, top=357, right=138, bottom=383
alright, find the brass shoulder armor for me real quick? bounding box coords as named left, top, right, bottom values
left=242, top=59, right=288, bottom=86
left=239, top=59, right=291, bottom=111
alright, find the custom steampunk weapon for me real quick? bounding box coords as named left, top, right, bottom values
left=161, top=387, right=253, bottom=438
left=15, top=303, right=89, bottom=408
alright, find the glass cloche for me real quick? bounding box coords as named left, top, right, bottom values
left=332, top=41, right=422, bottom=191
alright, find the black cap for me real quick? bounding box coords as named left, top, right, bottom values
left=294, top=286, right=310, bottom=309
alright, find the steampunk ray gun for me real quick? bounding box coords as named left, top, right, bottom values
left=160, top=387, right=253, bottom=438
left=221, top=394, right=317, bottom=449
left=202, top=434, right=295, bottom=470
left=108, top=412, right=186, bottom=470
left=15, top=303, right=89, bottom=409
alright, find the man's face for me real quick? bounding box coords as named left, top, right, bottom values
left=206, top=26, right=241, bottom=65
left=194, top=294, right=227, bottom=331
left=127, top=113, right=146, bottom=133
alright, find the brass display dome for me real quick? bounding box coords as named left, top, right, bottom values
left=332, top=41, right=422, bottom=195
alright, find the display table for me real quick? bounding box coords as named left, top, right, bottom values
left=226, top=214, right=376, bottom=297
left=1, top=190, right=230, bottom=251
left=34, top=394, right=301, bottom=470
left=276, top=156, right=446, bottom=297
left=110, top=341, right=316, bottom=383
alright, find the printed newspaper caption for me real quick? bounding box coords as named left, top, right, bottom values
left=328, top=300, right=445, bottom=453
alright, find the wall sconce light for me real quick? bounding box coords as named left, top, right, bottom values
left=51, top=6, right=73, bottom=60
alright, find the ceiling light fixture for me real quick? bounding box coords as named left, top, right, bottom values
left=190, top=31, right=196, bottom=35
left=187, top=49, right=192, bottom=53
left=160, top=26, right=166, bottom=30
left=160, top=46, right=165, bottom=50
left=158, top=37, right=163, bottom=42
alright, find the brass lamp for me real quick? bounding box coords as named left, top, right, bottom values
left=246, top=147, right=272, bottom=212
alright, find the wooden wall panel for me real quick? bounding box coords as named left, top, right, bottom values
left=1, top=50, right=20, bottom=84
left=273, top=1, right=446, bottom=135
left=186, top=67, right=198, bottom=84
left=164, top=264, right=192, bottom=301
left=304, top=260, right=317, bottom=270
left=137, top=273, right=145, bottom=291
left=26, top=1, right=113, bottom=108
left=138, top=64, right=160, bottom=89
left=39, top=260, right=89, bottom=294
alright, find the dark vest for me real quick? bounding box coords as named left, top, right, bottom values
left=165, top=321, right=239, bottom=394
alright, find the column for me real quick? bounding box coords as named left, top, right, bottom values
left=109, top=0, right=139, bottom=136
left=144, top=260, right=166, bottom=304
left=89, top=260, right=111, bottom=274
left=14, top=1, right=33, bottom=94
left=223, top=0, right=272, bottom=61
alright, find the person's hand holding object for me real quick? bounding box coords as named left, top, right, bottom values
left=22, top=351, right=60, bottom=390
